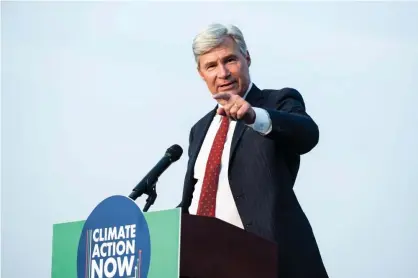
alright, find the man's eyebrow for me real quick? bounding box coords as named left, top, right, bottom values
left=202, top=54, right=238, bottom=68
left=203, top=61, right=217, bottom=68
left=223, top=54, right=237, bottom=61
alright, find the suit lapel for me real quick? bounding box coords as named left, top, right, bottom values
left=189, top=107, right=217, bottom=176
left=229, top=84, right=265, bottom=162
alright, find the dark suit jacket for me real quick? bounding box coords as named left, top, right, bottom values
left=179, top=84, right=328, bottom=278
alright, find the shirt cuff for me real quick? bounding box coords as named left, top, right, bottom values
left=247, top=107, right=272, bottom=135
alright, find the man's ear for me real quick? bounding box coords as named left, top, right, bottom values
left=198, top=66, right=205, bottom=80
left=246, top=51, right=251, bottom=67
left=196, top=57, right=205, bottom=80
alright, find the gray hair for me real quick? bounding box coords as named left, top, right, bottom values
left=192, top=23, right=248, bottom=66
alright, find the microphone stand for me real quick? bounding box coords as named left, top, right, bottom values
left=128, top=178, right=158, bottom=212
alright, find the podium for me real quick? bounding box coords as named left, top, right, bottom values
left=179, top=213, right=277, bottom=278
left=51, top=207, right=277, bottom=278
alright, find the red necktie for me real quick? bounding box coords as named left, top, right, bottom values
left=196, top=116, right=230, bottom=217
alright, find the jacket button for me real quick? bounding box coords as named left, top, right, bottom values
left=235, top=193, right=245, bottom=199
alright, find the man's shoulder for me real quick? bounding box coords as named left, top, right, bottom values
left=260, top=86, right=305, bottom=103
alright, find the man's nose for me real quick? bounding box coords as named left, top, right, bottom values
left=217, top=64, right=230, bottom=79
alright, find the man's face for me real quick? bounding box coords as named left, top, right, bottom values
left=197, top=36, right=251, bottom=99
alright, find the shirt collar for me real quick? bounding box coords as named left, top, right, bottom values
left=242, top=81, right=253, bottom=99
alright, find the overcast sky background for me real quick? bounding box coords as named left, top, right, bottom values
left=2, top=1, right=418, bottom=277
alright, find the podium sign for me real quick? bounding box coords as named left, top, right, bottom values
left=51, top=196, right=181, bottom=278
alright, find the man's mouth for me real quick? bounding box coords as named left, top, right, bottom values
left=219, top=81, right=236, bottom=89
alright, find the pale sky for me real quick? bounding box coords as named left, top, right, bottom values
left=2, top=1, right=418, bottom=278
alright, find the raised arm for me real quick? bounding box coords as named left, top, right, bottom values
left=263, top=88, right=319, bottom=154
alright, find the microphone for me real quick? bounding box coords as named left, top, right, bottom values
left=129, top=144, right=183, bottom=203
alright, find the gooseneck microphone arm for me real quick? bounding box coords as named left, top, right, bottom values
left=129, top=177, right=158, bottom=212
left=128, top=144, right=183, bottom=212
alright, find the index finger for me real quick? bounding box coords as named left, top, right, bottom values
left=212, top=92, right=232, bottom=101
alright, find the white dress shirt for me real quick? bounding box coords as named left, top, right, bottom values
left=189, top=82, right=273, bottom=228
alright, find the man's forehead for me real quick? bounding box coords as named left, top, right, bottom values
left=209, top=37, right=237, bottom=53
left=204, top=47, right=232, bottom=58
left=200, top=40, right=239, bottom=62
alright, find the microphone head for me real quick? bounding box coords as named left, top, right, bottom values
left=166, top=144, right=183, bottom=162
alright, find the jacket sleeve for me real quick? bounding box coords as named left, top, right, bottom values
left=264, top=88, right=319, bottom=155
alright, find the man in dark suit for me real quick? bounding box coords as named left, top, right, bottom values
left=178, top=23, right=328, bottom=277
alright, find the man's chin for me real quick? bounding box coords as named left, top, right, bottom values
left=217, top=89, right=239, bottom=95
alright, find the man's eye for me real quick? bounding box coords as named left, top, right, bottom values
left=227, top=57, right=236, bottom=62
